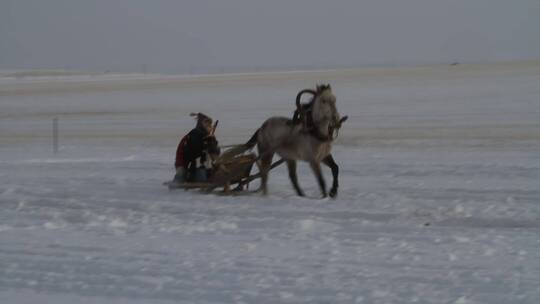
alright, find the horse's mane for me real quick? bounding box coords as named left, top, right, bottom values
left=316, top=84, right=332, bottom=94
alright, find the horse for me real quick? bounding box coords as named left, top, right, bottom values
left=238, top=84, right=345, bottom=198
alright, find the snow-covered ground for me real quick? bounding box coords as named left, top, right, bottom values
left=1, top=62, right=540, bottom=303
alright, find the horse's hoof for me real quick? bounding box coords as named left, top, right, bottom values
left=329, top=189, right=338, bottom=198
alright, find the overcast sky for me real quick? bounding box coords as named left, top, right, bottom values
left=1, top=0, right=539, bottom=72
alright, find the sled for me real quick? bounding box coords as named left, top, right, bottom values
left=164, top=152, right=285, bottom=194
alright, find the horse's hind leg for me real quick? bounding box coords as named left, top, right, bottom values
left=322, top=154, right=339, bottom=198
left=258, top=153, right=273, bottom=195
left=286, top=160, right=304, bottom=197
left=310, top=161, right=327, bottom=198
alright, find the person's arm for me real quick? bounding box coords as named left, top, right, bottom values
left=183, top=130, right=204, bottom=163
left=183, top=129, right=205, bottom=181
left=205, top=136, right=220, bottom=156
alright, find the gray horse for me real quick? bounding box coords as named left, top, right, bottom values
left=240, top=84, right=345, bottom=198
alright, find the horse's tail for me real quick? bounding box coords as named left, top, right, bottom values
left=217, top=129, right=259, bottom=161
left=245, top=129, right=259, bottom=149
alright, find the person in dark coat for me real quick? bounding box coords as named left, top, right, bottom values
left=174, top=113, right=220, bottom=183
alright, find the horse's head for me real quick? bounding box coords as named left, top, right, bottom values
left=296, top=84, right=342, bottom=140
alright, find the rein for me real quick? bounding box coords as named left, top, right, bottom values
left=309, top=115, right=349, bottom=142
left=331, top=115, right=348, bottom=140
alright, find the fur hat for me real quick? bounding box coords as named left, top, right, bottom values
left=190, top=112, right=212, bottom=123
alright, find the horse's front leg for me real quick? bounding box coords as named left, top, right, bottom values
left=322, top=154, right=339, bottom=198
left=286, top=160, right=304, bottom=196
left=310, top=161, right=327, bottom=198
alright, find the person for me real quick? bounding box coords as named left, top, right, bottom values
left=174, top=113, right=220, bottom=183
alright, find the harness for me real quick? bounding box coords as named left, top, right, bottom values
left=294, top=107, right=343, bottom=142
left=310, top=126, right=333, bottom=142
